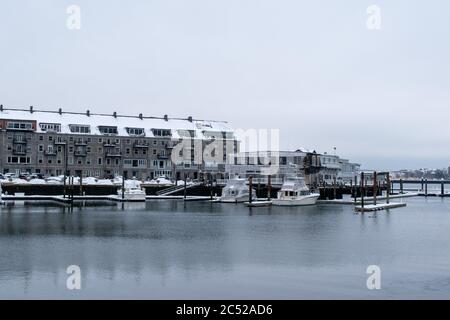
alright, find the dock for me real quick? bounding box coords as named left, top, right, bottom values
left=355, top=202, right=407, bottom=212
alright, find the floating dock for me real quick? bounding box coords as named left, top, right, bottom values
left=244, top=200, right=272, bottom=207
left=355, top=202, right=407, bottom=212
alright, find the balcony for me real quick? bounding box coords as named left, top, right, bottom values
left=54, top=140, right=66, bottom=145
left=133, top=142, right=149, bottom=148
left=44, top=150, right=57, bottom=156
left=105, top=152, right=122, bottom=157
left=157, top=154, right=169, bottom=160
left=103, top=142, right=117, bottom=147
left=74, top=140, right=87, bottom=146
left=13, top=138, right=27, bottom=144
left=12, top=149, right=27, bottom=155
left=74, top=151, right=87, bottom=157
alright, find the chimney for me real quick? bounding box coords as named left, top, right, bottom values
left=188, top=116, right=193, bottom=122
left=113, top=111, right=117, bottom=118
left=139, top=113, right=143, bottom=120
left=86, top=110, right=90, bottom=117
left=164, top=114, right=168, bottom=121
left=30, top=106, right=34, bottom=113
left=0, top=104, right=3, bottom=112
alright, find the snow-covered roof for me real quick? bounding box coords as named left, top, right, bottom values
left=0, top=108, right=234, bottom=139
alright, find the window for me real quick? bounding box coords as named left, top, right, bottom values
left=39, top=123, right=61, bottom=133
left=7, top=156, right=31, bottom=164
left=126, top=127, right=145, bottom=136
left=152, top=129, right=172, bottom=137
left=38, top=145, right=44, bottom=152
left=6, top=121, right=33, bottom=130
left=39, top=135, right=44, bottom=141
left=69, top=124, right=91, bottom=134
left=98, top=126, right=118, bottom=135
left=86, top=158, right=91, bottom=165
left=98, top=158, right=102, bottom=165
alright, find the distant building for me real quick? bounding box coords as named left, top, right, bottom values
left=226, top=149, right=359, bottom=187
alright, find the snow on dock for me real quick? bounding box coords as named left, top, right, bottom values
left=355, top=202, right=407, bottom=212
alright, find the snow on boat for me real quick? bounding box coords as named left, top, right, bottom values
left=220, top=177, right=256, bottom=203
left=117, top=179, right=146, bottom=201
left=272, top=177, right=319, bottom=206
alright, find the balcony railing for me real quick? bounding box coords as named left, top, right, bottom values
left=12, top=149, right=27, bottom=155
left=105, top=152, right=122, bottom=157
left=157, top=154, right=169, bottom=160
left=44, top=150, right=57, bottom=156
left=74, top=151, right=87, bottom=157
left=133, top=142, right=149, bottom=148
left=13, top=138, right=27, bottom=144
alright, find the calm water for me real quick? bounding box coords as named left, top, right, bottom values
left=1, top=197, right=450, bottom=299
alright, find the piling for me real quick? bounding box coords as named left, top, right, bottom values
left=248, top=176, right=253, bottom=204
left=441, top=181, right=445, bottom=196
left=360, top=172, right=365, bottom=210
left=209, top=174, right=213, bottom=201
left=373, top=171, right=377, bottom=205
left=121, top=175, right=125, bottom=200
left=267, top=175, right=272, bottom=201
left=184, top=175, right=187, bottom=200
left=386, top=174, right=390, bottom=204
left=333, top=176, right=337, bottom=200
left=425, top=179, right=428, bottom=196
left=400, top=179, right=403, bottom=194
left=354, top=176, right=357, bottom=203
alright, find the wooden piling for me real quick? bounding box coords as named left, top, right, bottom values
left=184, top=175, right=187, bottom=200
left=386, top=173, right=390, bottom=204
left=267, top=175, right=272, bottom=201
left=248, top=176, right=253, bottom=204
left=333, top=176, right=337, bottom=200
left=121, top=175, right=125, bottom=200
left=360, top=172, right=365, bottom=210
left=400, top=179, right=403, bottom=194
left=441, top=180, right=445, bottom=196
left=373, top=171, right=377, bottom=205
left=425, top=179, right=428, bottom=196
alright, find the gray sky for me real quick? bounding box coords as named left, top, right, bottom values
left=1, top=0, right=449, bottom=170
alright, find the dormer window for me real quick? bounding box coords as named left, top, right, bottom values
left=40, top=123, right=61, bottom=133
left=6, top=121, right=33, bottom=131
left=69, top=124, right=91, bottom=134
left=152, top=128, right=172, bottom=137
left=98, top=126, right=118, bottom=135
left=176, top=129, right=195, bottom=138
left=126, top=127, right=145, bottom=136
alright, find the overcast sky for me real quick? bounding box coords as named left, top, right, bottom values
left=1, top=0, right=449, bottom=170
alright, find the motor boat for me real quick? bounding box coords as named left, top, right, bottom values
left=117, top=179, right=146, bottom=201
left=220, top=177, right=256, bottom=203
left=272, top=177, right=319, bottom=206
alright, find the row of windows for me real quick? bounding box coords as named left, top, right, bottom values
left=6, top=121, right=33, bottom=130
left=7, top=156, right=31, bottom=164
left=32, top=157, right=169, bottom=168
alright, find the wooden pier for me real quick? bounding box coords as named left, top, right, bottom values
left=355, top=202, right=407, bottom=212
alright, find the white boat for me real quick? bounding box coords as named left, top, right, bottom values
left=272, top=177, right=319, bottom=206
left=220, top=177, right=256, bottom=203
left=117, top=179, right=146, bottom=201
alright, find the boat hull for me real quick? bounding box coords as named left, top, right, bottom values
left=272, top=193, right=320, bottom=206
left=220, top=195, right=252, bottom=203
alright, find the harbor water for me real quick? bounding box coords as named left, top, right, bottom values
left=1, top=197, right=450, bottom=299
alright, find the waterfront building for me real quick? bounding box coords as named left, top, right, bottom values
left=0, top=106, right=238, bottom=180
left=226, top=149, right=359, bottom=187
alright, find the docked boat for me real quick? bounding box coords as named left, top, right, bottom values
left=117, top=179, right=146, bottom=201
left=272, top=177, right=319, bottom=206
left=220, top=177, right=256, bottom=203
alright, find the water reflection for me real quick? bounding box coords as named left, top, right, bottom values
left=1, top=198, right=450, bottom=298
